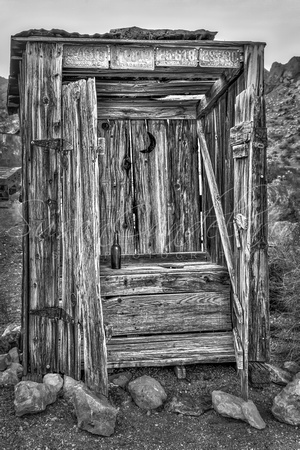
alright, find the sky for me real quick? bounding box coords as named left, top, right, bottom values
left=0, top=0, right=299, bottom=78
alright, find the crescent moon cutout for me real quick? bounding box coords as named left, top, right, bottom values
left=140, top=132, right=156, bottom=154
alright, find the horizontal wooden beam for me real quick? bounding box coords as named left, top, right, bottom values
left=98, top=99, right=197, bottom=119
left=102, top=291, right=231, bottom=335
left=105, top=331, right=235, bottom=368
left=95, top=80, right=213, bottom=97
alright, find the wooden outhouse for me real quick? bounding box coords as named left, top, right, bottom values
left=7, top=27, right=269, bottom=399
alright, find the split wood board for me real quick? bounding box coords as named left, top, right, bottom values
left=105, top=331, right=235, bottom=368
left=102, top=291, right=231, bottom=335
left=100, top=263, right=230, bottom=296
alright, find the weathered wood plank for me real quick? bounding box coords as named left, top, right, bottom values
left=95, top=80, right=213, bottom=97
left=22, top=42, right=62, bottom=375
left=106, top=332, right=235, bottom=368
left=100, top=265, right=230, bottom=296
left=62, top=79, right=108, bottom=395
left=131, top=120, right=169, bottom=253
left=197, top=121, right=243, bottom=323
left=167, top=120, right=201, bottom=252
left=98, top=101, right=197, bottom=119
left=98, top=119, right=135, bottom=255
left=102, top=291, right=231, bottom=335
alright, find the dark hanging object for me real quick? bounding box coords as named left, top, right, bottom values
left=111, top=231, right=121, bottom=269
left=101, top=122, right=110, bottom=130
left=122, top=155, right=131, bottom=175
left=140, top=131, right=156, bottom=154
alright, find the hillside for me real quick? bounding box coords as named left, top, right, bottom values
left=265, top=58, right=300, bottom=224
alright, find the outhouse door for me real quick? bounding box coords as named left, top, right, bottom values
left=61, top=78, right=108, bottom=395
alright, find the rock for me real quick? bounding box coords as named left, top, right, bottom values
left=272, top=378, right=300, bottom=425
left=0, top=325, right=21, bottom=353
left=283, top=361, right=300, bottom=375
left=109, top=371, right=132, bottom=388
left=8, top=347, right=20, bottom=363
left=264, top=363, right=293, bottom=385
left=0, top=366, right=20, bottom=386
left=293, top=372, right=300, bottom=381
left=73, top=386, right=118, bottom=436
left=241, top=400, right=266, bottom=430
left=63, top=375, right=85, bottom=405
left=0, top=353, right=11, bottom=371
left=168, top=393, right=212, bottom=416
left=14, top=381, right=57, bottom=416
left=43, top=373, right=63, bottom=396
left=10, top=362, right=23, bottom=378
left=128, top=375, right=167, bottom=410
left=212, top=391, right=266, bottom=430
left=212, top=391, right=245, bottom=421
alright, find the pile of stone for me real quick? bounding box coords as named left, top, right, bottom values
left=0, top=325, right=23, bottom=387
left=2, top=321, right=300, bottom=436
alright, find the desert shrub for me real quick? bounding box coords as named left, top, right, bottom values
left=269, top=228, right=300, bottom=362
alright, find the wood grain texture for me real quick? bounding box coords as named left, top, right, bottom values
left=21, top=42, right=62, bottom=375
left=132, top=120, right=169, bottom=253
left=102, top=291, right=231, bottom=335
left=100, top=263, right=230, bottom=296
left=98, top=100, right=197, bottom=120
left=105, top=332, right=235, bottom=368
left=62, top=79, right=108, bottom=395
left=98, top=119, right=135, bottom=255
left=197, top=122, right=243, bottom=322
left=167, top=120, right=201, bottom=252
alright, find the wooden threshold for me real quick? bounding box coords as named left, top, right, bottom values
left=106, top=331, right=235, bottom=368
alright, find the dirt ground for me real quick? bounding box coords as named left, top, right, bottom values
left=1, top=204, right=300, bottom=450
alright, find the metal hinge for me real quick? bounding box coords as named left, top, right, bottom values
left=31, top=139, right=73, bottom=153
left=29, top=306, right=76, bottom=324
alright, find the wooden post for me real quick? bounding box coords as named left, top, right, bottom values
left=20, top=42, right=63, bottom=376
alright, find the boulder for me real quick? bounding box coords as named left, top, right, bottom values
left=73, top=386, right=118, bottom=436
left=14, top=381, right=57, bottom=416
left=109, top=371, right=132, bottom=388
left=283, top=361, right=300, bottom=375
left=9, top=362, right=23, bottom=378
left=241, top=400, right=266, bottom=430
left=271, top=378, right=300, bottom=425
left=212, top=391, right=266, bottom=430
left=0, top=353, right=11, bottom=371
left=212, top=391, right=245, bottom=421
left=128, top=375, right=167, bottom=410
left=0, top=325, right=21, bottom=353
left=168, top=393, right=212, bottom=416
left=63, top=375, right=85, bottom=405
left=0, top=366, right=20, bottom=386
left=8, top=347, right=20, bottom=363
left=43, top=373, right=63, bottom=396
left=264, top=363, right=293, bottom=385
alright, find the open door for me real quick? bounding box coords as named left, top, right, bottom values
left=62, top=78, right=108, bottom=395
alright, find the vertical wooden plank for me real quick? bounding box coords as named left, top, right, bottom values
left=132, top=120, right=169, bottom=254
left=22, top=42, right=62, bottom=376
left=243, top=44, right=269, bottom=364
left=63, top=79, right=107, bottom=394
left=167, top=120, right=201, bottom=252
left=98, top=120, right=135, bottom=255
